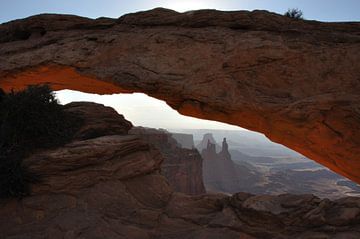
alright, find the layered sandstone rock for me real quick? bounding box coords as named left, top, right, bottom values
left=64, top=102, right=133, bottom=140
left=66, top=102, right=206, bottom=195
left=0, top=8, right=359, bottom=184
left=0, top=102, right=359, bottom=239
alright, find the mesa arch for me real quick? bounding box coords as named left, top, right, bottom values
left=0, top=8, right=359, bottom=183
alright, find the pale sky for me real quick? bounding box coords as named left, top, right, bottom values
left=2, top=1, right=359, bottom=130
left=56, top=90, right=243, bottom=130
left=0, top=0, right=359, bottom=23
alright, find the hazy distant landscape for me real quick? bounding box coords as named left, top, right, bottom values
left=171, top=129, right=360, bottom=199
left=55, top=91, right=360, bottom=199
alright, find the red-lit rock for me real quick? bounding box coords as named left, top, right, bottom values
left=0, top=8, right=359, bottom=183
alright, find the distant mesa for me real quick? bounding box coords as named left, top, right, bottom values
left=200, top=134, right=260, bottom=194
left=202, top=136, right=231, bottom=161
left=170, top=133, right=195, bottom=149
left=196, top=133, right=221, bottom=152
left=198, top=131, right=360, bottom=199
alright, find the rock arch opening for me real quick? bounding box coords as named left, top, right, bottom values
left=0, top=9, right=359, bottom=185
left=53, top=90, right=360, bottom=199
left=56, top=90, right=242, bottom=130
left=1, top=62, right=359, bottom=185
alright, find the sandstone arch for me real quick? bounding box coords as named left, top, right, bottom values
left=0, top=8, right=359, bottom=183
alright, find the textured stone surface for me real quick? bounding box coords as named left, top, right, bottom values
left=0, top=8, right=359, bottom=184
left=0, top=102, right=359, bottom=239
left=64, top=102, right=133, bottom=140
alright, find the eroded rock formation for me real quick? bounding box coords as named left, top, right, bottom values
left=0, top=8, right=359, bottom=183
left=219, top=138, right=231, bottom=161
left=1, top=102, right=360, bottom=239
left=64, top=102, right=133, bottom=140
left=129, top=127, right=206, bottom=195
left=64, top=103, right=206, bottom=195
left=201, top=135, right=260, bottom=194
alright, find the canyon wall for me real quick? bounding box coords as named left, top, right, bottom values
left=0, top=8, right=359, bottom=183
left=1, top=102, right=359, bottom=239
left=130, top=127, right=206, bottom=195
left=170, top=133, right=195, bottom=149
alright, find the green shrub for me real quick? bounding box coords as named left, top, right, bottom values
left=0, top=85, right=82, bottom=198
left=284, top=8, right=303, bottom=19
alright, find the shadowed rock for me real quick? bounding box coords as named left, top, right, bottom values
left=64, top=102, right=133, bottom=140
left=1, top=102, right=359, bottom=239
left=0, top=8, right=359, bottom=184
left=130, top=127, right=206, bottom=195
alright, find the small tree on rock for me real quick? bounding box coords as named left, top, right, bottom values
left=0, top=85, right=82, bottom=198
left=284, top=8, right=303, bottom=19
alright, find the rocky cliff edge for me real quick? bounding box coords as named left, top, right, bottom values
left=0, top=102, right=359, bottom=239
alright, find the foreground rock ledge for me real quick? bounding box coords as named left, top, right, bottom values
left=0, top=102, right=359, bottom=239
left=0, top=8, right=360, bottom=183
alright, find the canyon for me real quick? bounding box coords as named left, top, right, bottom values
left=129, top=127, right=206, bottom=195
left=1, top=102, right=359, bottom=239
left=197, top=132, right=360, bottom=199
left=0, top=8, right=359, bottom=184
left=201, top=135, right=263, bottom=194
